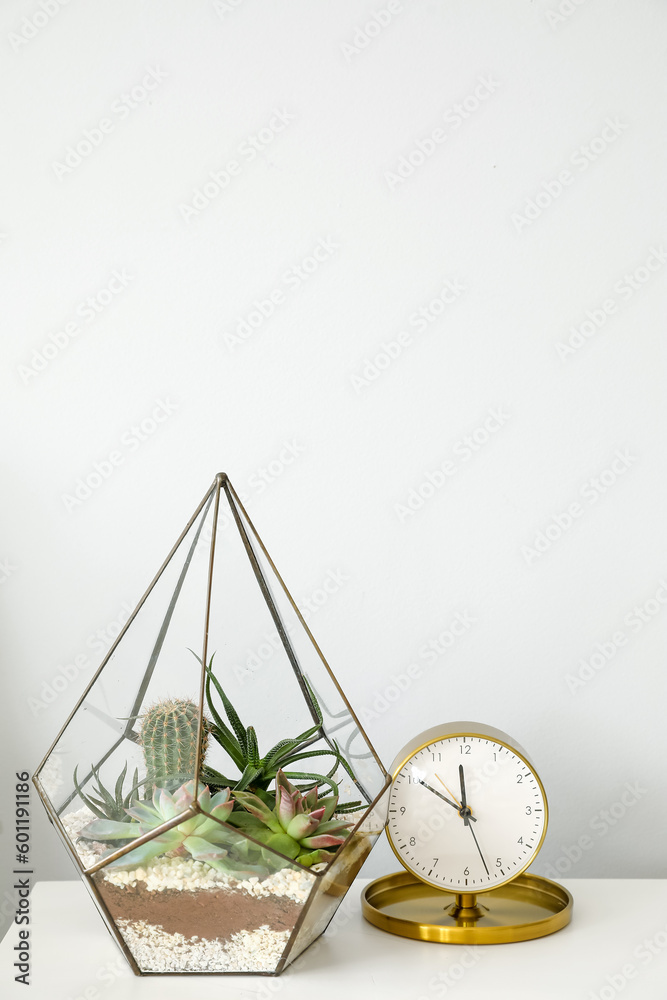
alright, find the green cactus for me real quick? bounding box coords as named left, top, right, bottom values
left=139, top=698, right=207, bottom=793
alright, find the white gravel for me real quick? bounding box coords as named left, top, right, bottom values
left=61, top=805, right=111, bottom=868
left=117, top=919, right=292, bottom=973
left=37, top=753, right=64, bottom=800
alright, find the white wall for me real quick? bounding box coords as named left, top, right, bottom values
left=2, top=0, right=666, bottom=932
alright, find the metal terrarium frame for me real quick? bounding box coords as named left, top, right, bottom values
left=33, top=473, right=391, bottom=975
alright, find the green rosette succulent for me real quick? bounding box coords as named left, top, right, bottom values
left=229, top=769, right=353, bottom=867
left=78, top=779, right=251, bottom=872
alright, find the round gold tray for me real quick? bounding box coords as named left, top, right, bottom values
left=361, top=871, right=573, bottom=944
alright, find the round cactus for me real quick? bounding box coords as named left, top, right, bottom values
left=139, top=698, right=207, bottom=792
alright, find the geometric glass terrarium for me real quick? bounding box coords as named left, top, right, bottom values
left=33, top=473, right=390, bottom=975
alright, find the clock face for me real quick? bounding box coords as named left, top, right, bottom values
left=387, top=732, right=548, bottom=892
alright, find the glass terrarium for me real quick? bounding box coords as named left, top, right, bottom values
left=34, top=473, right=390, bottom=975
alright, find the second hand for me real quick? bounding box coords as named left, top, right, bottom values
left=459, top=764, right=489, bottom=875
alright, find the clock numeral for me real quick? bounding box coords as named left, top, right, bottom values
left=464, top=867, right=470, bottom=876
left=460, top=745, right=471, bottom=755
left=400, top=806, right=406, bottom=815
left=496, top=858, right=502, bottom=868
left=431, top=752, right=442, bottom=761
left=432, top=858, right=439, bottom=866
left=526, top=806, right=532, bottom=815
left=516, top=775, right=523, bottom=783
left=409, top=837, right=416, bottom=846
left=518, top=837, right=523, bottom=844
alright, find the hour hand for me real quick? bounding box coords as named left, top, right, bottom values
left=417, top=778, right=476, bottom=821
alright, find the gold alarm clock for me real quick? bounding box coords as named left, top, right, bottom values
left=362, top=723, right=573, bottom=944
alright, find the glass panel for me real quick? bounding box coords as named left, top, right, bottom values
left=223, top=483, right=387, bottom=809
left=281, top=787, right=389, bottom=969
left=34, top=488, right=216, bottom=863
left=204, top=487, right=321, bottom=764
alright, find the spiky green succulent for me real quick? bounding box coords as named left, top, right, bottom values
left=229, top=769, right=352, bottom=867
left=78, top=779, right=249, bottom=872
left=199, top=653, right=360, bottom=810
left=73, top=761, right=144, bottom=823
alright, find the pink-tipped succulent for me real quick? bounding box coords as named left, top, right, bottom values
left=230, top=769, right=353, bottom=867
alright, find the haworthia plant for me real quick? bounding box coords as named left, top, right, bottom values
left=196, top=652, right=361, bottom=811
left=73, top=761, right=145, bottom=823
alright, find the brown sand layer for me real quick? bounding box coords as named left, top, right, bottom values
left=94, top=877, right=302, bottom=943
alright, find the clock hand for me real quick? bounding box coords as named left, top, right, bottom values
left=436, top=772, right=478, bottom=824
left=466, top=814, right=490, bottom=875
left=459, top=764, right=470, bottom=825
left=458, top=764, right=489, bottom=873
left=416, top=779, right=476, bottom=821
left=435, top=773, right=462, bottom=809
left=416, top=779, right=458, bottom=811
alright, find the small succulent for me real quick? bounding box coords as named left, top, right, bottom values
left=78, top=779, right=251, bottom=872
left=229, top=769, right=352, bottom=867
left=199, top=652, right=360, bottom=810
left=73, top=761, right=144, bottom=823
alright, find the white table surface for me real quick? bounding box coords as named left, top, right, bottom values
left=1, top=879, right=666, bottom=999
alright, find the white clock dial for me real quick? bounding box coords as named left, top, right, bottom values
left=386, top=727, right=548, bottom=892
